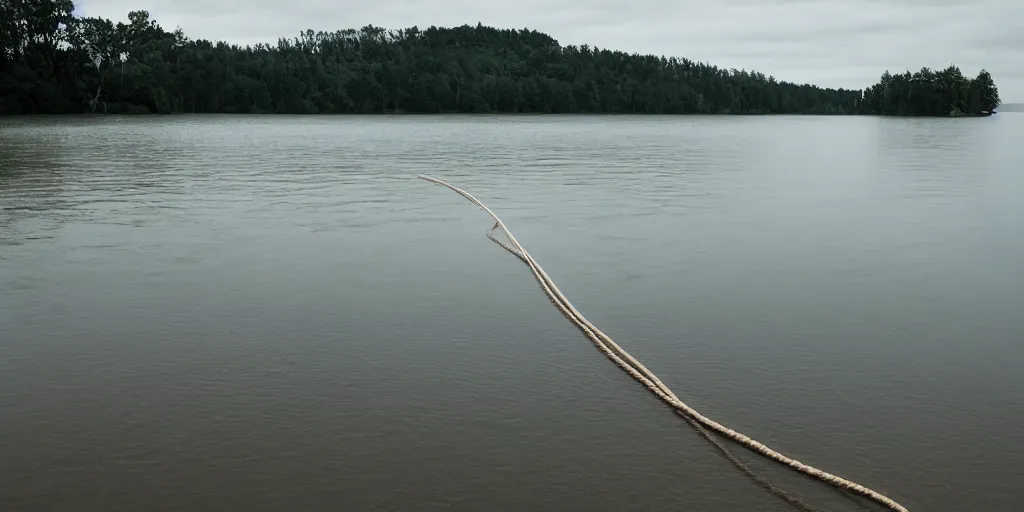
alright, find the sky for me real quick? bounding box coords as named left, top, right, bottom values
left=77, top=0, right=1023, bottom=100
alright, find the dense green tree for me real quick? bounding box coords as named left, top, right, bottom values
left=860, top=65, right=1001, bottom=116
left=974, top=70, right=1000, bottom=113
left=0, top=3, right=1002, bottom=116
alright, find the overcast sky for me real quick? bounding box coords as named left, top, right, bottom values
left=78, top=0, right=1022, bottom=100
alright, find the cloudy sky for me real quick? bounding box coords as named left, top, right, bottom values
left=77, top=0, right=1022, bottom=100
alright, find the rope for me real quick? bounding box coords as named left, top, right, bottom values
left=420, top=174, right=909, bottom=512
left=490, top=213, right=824, bottom=512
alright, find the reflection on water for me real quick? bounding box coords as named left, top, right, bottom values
left=2, top=114, right=1023, bottom=512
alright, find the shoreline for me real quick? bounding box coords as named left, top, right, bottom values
left=1, top=111, right=998, bottom=118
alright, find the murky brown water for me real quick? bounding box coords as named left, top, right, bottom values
left=2, top=114, right=1023, bottom=511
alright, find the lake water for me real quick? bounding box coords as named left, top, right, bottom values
left=2, top=114, right=1022, bottom=512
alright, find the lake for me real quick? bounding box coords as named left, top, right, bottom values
left=2, top=114, right=1022, bottom=511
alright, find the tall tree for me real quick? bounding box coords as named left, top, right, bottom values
left=974, top=69, right=1000, bottom=112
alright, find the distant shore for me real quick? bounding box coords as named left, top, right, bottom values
left=1, top=9, right=1000, bottom=117
left=3, top=109, right=1001, bottom=118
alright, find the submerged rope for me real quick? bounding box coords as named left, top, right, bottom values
left=420, top=174, right=908, bottom=512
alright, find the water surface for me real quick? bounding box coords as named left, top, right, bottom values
left=2, top=114, right=1023, bottom=511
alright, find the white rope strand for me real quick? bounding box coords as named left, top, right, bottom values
left=420, top=174, right=908, bottom=512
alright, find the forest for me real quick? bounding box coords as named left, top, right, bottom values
left=0, top=1, right=1001, bottom=116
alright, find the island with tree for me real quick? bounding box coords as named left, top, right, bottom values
left=0, top=2, right=1001, bottom=116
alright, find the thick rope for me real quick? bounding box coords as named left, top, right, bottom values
left=489, top=204, right=823, bottom=512
left=420, top=174, right=908, bottom=512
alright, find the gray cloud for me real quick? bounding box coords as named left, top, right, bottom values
left=77, top=0, right=1023, bottom=100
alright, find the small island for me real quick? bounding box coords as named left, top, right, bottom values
left=0, top=4, right=1001, bottom=116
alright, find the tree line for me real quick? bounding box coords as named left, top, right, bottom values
left=0, top=1, right=1001, bottom=116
